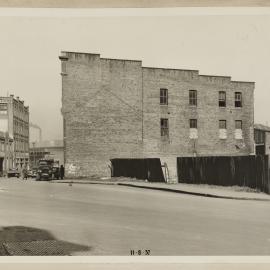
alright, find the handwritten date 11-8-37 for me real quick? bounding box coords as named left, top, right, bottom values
left=130, top=250, right=151, bottom=255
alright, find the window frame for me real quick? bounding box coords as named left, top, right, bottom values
left=160, top=88, right=168, bottom=105
left=219, top=120, right=227, bottom=129
left=235, top=120, right=242, bottom=129
left=218, top=91, right=226, bottom=107
left=235, top=92, right=242, bottom=107
left=189, top=90, right=197, bottom=106
left=190, top=119, right=197, bottom=129
left=160, top=118, right=169, bottom=137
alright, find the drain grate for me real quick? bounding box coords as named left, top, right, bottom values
left=3, top=240, right=87, bottom=256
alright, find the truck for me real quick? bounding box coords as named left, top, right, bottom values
left=36, top=159, right=60, bottom=181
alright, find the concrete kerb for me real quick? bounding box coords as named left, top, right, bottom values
left=52, top=180, right=270, bottom=202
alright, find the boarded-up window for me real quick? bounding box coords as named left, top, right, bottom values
left=235, top=120, right=243, bottom=139
left=219, top=120, right=227, bottom=129
left=235, top=120, right=242, bottom=129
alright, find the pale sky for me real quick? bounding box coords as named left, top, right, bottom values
left=0, top=8, right=270, bottom=140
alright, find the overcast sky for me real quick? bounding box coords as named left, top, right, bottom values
left=0, top=8, right=269, bottom=140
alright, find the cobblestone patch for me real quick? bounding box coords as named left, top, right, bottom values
left=3, top=240, right=90, bottom=256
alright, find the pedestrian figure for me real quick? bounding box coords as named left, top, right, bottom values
left=60, top=165, right=65, bottom=180
left=22, top=167, right=28, bottom=180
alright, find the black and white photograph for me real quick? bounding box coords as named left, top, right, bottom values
left=0, top=2, right=270, bottom=263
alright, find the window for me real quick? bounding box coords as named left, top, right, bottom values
left=235, top=120, right=243, bottom=139
left=160, top=88, right=168, bottom=105
left=219, top=91, right=226, bottom=107
left=0, top=103, right=7, bottom=114
left=160, top=118, right=169, bottom=137
left=189, top=90, right=197, bottom=106
left=235, top=92, right=242, bottom=107
left=190, top=119, right=197, bottom=129
left=219, top=120, right=226, bottom=129
left=254, top=130, right=265, bottom=144
left=189, top=119, right=198, bottom=139
left=235, top=120, right=242, bottom=129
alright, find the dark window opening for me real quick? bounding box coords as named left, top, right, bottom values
left=189, top=90, right=197, bottom=106
left=161, top=118, right=169, bottom=137
left=190, top=119, right=197, bottom=129
left=235, top=92, right=242, bottom=107
left=219, top=91, right=226, bottom=107
left=160, top=88, right=168, bottom=105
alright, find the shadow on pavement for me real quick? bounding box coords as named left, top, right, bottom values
left=0, top=226, right=91, bottom=256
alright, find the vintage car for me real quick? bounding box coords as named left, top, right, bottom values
left=7, top=168, right=20, bottom=178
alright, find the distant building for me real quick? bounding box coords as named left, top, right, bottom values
left=254, top=124, right=270, bottom=156
left=0, top=95, right=29, bottom=169
left=29, top=140, right=64, bottom=167
left=0, top=131, right=13, bottom=175
left=29, top=122, right=42, bottom=143
left=59, top=51, right=255, bottom=179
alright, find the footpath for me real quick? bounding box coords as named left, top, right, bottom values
left=52, top=177, right=270, bottom=201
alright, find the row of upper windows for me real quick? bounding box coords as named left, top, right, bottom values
left=160, top=118, right=243, bottom=137
left=161, top=119, right=242, bottom=129
left=160, top=89, right=243, bottom=108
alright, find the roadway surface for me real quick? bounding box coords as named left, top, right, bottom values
left=0, top=178, right=270, bottom=255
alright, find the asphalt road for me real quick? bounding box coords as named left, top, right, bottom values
left=0, top=178, right=270, bottom=255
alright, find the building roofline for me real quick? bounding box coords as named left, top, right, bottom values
left=142, top=66, right=199, bottom=72
left=199, top=74, right=231, bottom=79
left=231, top=80, right=255, bottom=84
left=254, top=123, right=270, bottom=132
left=59, top=51, right=255, bottom=83
left=61, top=51, right=100, bottom=56
left=101, top=57, right=142, bottom=63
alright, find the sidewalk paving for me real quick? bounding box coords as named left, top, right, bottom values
left=52, top=177, right=270, bottom=201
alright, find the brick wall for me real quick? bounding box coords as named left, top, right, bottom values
left=60, top=52, right=255, bottom=179
left=61, top=53, right=143, bottom=177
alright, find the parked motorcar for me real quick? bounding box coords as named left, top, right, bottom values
left=27, top=169, right=37, bottom=178
left=7, top=168, right=20, bottom=178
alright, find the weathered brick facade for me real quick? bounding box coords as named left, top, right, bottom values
left=59, top=52, right=255, bottom=179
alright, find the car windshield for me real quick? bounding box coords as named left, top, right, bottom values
left=40, top=166, right=50, bottom=170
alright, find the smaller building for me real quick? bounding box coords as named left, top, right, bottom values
left=0, top=95, right=30, bottom=169
left=0, top=131, right=13, bottom=175
left=29, top=140, right=64, bottom=168
left=254, top=123, right=270, bottom=156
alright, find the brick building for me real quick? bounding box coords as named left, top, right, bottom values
left=59, top=52, right=255, bottom=179
left=0, top=95, right=30, bottom=169
left=0, top=131, right=13, bottom=175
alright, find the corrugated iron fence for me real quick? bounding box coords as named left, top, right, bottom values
left=110, top=158, right=165, bottom=182
left=177, top=155, right=270, bottom=193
